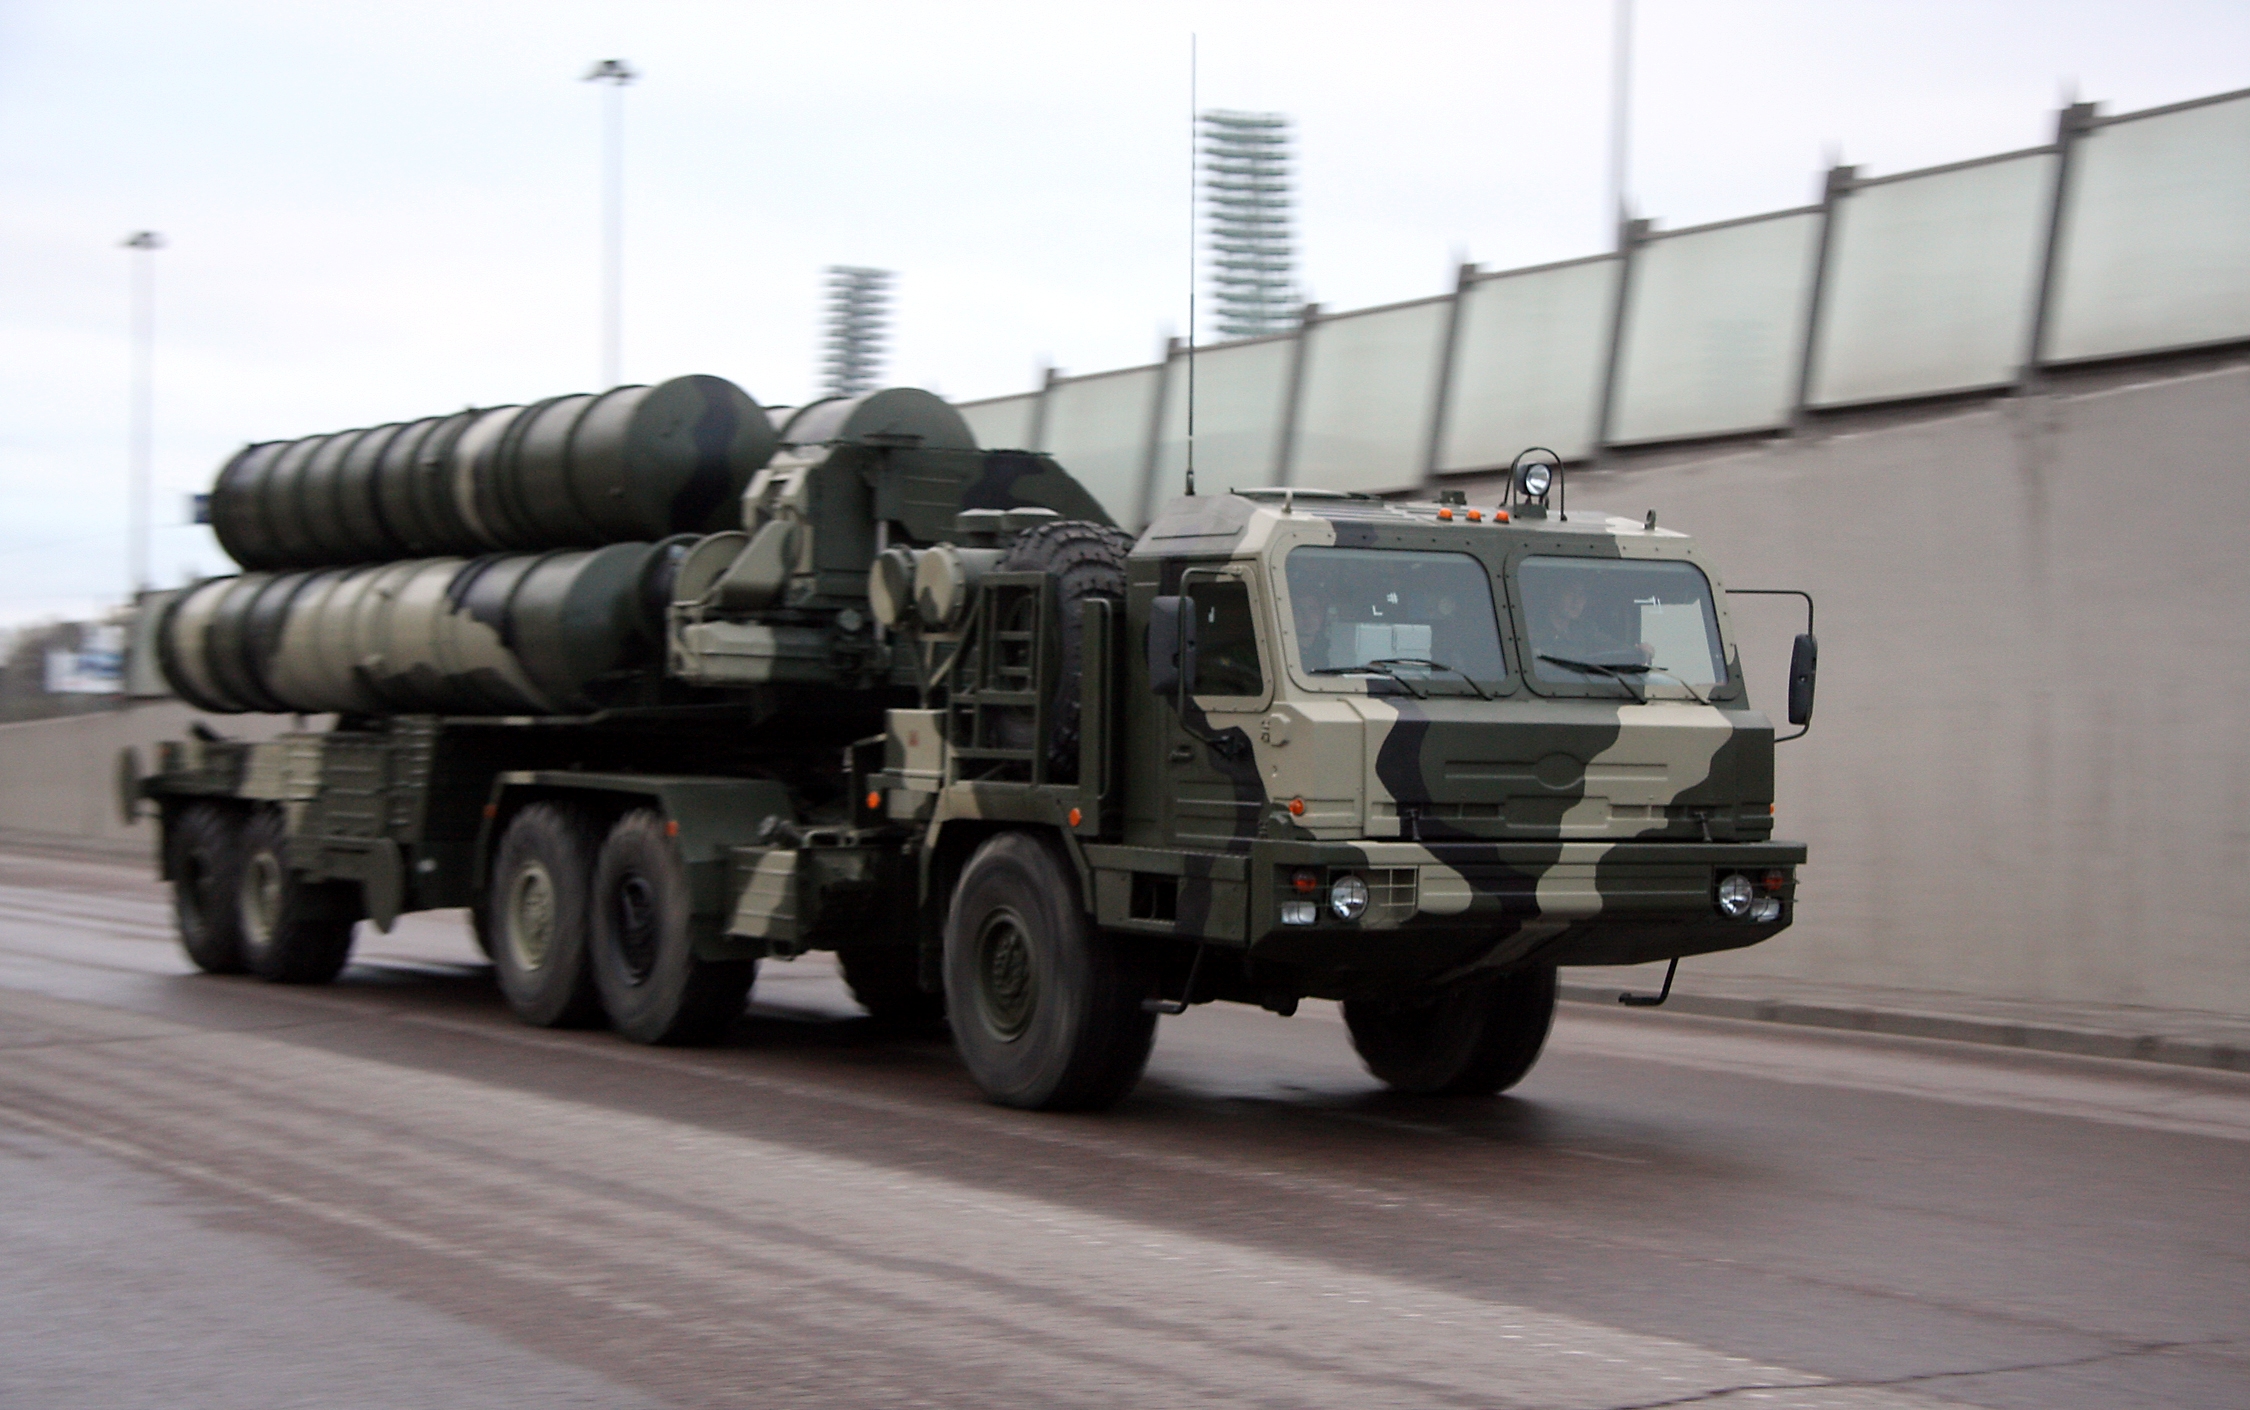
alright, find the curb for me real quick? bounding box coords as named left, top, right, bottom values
left=1559, top=984, right=2250, bottom=1076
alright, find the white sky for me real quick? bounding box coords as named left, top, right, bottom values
left=2, top=0, right=2244, bottom=625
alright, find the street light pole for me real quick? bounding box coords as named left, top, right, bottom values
left=584, top=59, right=637, bottom=389
left=122, top=231, right=163, bottom=596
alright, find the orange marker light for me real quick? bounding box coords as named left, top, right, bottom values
left=1466, top=508, right=1482, bottom=521
left=1437, top=506, right=1454, bottom=520
left=1292, top=869, right=1319, bottom=893
left=664, top=818, right=680, bottom=837
left=482, top=803, right=498, bottom=819
left=1493, top=509, right=1511, bottom=523
left=1288, top=797, right=1306, bottom=816
left=866, top=791, right=882, bottom=811
left=1068, top=807, right=1083, bottom=827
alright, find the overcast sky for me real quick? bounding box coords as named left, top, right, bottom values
left=2, top=0, right=2244, bottom=625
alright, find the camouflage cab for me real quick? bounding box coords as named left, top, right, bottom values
left=1114, top=486, right=1801, bottom=981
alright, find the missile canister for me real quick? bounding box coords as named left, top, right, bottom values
left=157, top=541, right=686, bottom=716
left=208, top=376, right=777, bottom=571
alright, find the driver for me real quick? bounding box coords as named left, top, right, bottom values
left=1538, top=576, right=1651, bottom=665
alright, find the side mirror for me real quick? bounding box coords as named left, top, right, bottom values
left=1147, top=595, right=1196, bottom=698
left=1787, top=633, right=1818, bottom=727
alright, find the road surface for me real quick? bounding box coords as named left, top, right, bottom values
left=1, top=843, right=2243, bottom=1408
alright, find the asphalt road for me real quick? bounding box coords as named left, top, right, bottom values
left=1, top=844, right=2244, bottom=1409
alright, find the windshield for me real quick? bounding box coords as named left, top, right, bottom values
left=1284, top=547, right=1506, bottom=688
left=1517, top=556, right=1727, bottom=692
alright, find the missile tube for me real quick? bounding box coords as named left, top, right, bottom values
left=157, top=541, right=689, bottom=716
left=207, top=376, right=777, bottom=571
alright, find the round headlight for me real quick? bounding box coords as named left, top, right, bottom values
left=1519, top=462, right=1553, bottom=499
left=1716, top=872, right=1756, bottom=920
left=1329, top=873, right=1370, bottom=922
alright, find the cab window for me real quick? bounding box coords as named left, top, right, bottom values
left=1283, top=547, right=1506, bottom=689
left=1517, top=556, right=1726, bottom=692
left=1188, top=579, right=1264, bottom=697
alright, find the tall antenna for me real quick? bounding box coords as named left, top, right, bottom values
left=1184, top=34, right=1197, bottom=498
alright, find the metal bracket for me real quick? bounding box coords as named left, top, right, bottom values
left=1618, top=957, right=1677, bottom=1008
left=1144, top=943, right=1207, bottom=1015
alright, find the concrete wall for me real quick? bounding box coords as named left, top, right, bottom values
left=1503, top=364, right=2250, bottom=1015
left=0, top=703, right=300, bottom=850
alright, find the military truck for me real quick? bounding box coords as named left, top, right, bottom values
left=130, top=376, right=1814, bottom=1111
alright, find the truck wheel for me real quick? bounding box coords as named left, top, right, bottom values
left=489, top=802, right=605, bottom=1027
left=589, top=810, right=756, bottom=1045
left=943, top=832, right=1154, bottom=1110
left=837, top=944, right=945, bottom=1026
left=997, top=521, right=1131, bottom=781
left=1342, top=965, right=1557, bottom=1097
left=235, top=807, right=359, bottom=985
left=168, top=802, right=248, bottom=974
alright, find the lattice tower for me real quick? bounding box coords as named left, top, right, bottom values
left=1199, top=110, right=1298, bottom=340
left=821, top=266, right=894, bottom=398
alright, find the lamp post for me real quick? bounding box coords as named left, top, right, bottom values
left=122, top=230, right=163, bottom=595
left=583, top=59, right=637, bottom=389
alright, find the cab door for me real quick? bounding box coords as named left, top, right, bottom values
left=1162, top=565, right=1274, bottom=852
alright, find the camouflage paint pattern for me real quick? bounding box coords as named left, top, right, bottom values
left=913, top=490, right=1804, bottom=995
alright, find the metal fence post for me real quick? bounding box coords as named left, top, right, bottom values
left=1026, top=363, right=1059, bottom=452
left=1421, top=262, right=1479, bottom=483
left=1274, top=302, right=1321, bottom=486
left=2020, top=101, right=2100, bottom=392
left=1790, top=163, right=1858, bottom=429
left=1588, top=218, right=1650, bottom=469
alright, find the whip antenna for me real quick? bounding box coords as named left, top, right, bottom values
left=1185, top=34, right=1197, bottom=497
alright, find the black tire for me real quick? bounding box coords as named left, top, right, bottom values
left=589, top=810, right=756, bottom=1045
left=943, top=832, right=1154, bottom=1111
left=168, top=802, right=247, bottom=974
left=236, top=807, right=358, bottom=985
left=489, top=802, right=606, bottom=1027
left=1343, top=965, right=1557, bottom=1096
left=837, top=944, right=945, bottom=1025
left=998, top=521, right=1132, bottom=781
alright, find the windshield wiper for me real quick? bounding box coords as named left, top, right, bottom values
left=1309, top=661, right=1427, bottom=699
left=1363, top=657, right=1492, bottom=701
left=1537, top=652, right=1647, bottom=698
left=1639, top=665, right=1710, bottom=705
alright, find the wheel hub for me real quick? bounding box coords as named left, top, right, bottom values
left=506, top=862, right=556, bottom=971
left=240, top=850, right=282, bottom=946
left=614, top=874, right=659, bottom=985
left=974, top=910, right=1037, bottom=1043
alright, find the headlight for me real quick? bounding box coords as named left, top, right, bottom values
left=1520, top=461, right=1552, bottom=499
left=1280, top=901, right=1318, bottom=926
left=1716, top=872, right=1756, bottom=920
left=1329, top=873, right=1369, bottom=921
left=1750, top=897, right=1782, bottom=923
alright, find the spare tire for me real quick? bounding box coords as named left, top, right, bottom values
left=997, top=520, right=1132, bottom=782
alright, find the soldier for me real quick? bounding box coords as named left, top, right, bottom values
left=1533, top=572, right=1652, bottom=669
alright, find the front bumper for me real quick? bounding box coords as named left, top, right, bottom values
left=1246, top=837, right=1805, bottom=972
